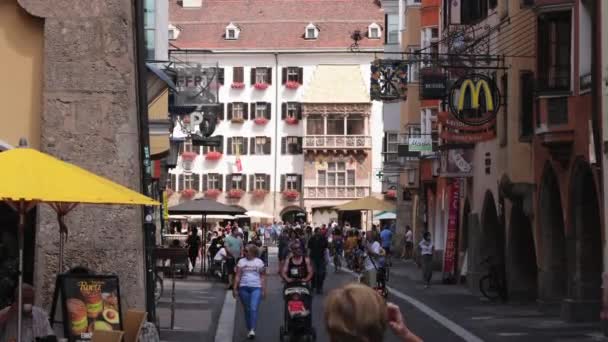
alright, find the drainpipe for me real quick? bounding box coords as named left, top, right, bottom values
left=134, top=0, right=156, bottom=323
left=273, top=53, right=279, bottom=219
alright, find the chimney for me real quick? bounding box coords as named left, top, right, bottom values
left=182, top=0, right=202, bottom=8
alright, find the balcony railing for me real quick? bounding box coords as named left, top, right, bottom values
left=304, top=186, right=370, bottom=199
left=303, top=135, right=371, bottom=149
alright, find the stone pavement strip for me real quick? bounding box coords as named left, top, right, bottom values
left=156, top=276, right=226, bottom=342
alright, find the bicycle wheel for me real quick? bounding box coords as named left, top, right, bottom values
left=479, top=275, right=500, bottom=301
left=384, top=266, right=390, bottom=283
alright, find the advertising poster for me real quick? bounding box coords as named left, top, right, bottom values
left=59, top=275, right=123, bottom=341
left=440, top=149, right=474, bottom=178
left=442, top=181, right=460, bottom=279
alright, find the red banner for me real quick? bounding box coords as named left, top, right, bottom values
left=442, top=181, right=460, bottom=277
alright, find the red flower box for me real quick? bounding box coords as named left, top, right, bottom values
left=228, top=189, right=244, bottom=198
left=252, top=189, right=268, bottom=198
left=283, top=190, right=300, bottom=201
left=285, top=81, right=300, bottom=89
left=285, top=117, right=299, bottom=125
left=385, top=190, right=397, bottom=199
left=254, top=117, right=269, bottom=125
left=181, top=151, right=198, bottom=161
left=205, top=151, right=223, bottom=161
left=231, top=117, right=245, bottom=124
left=181, top=188, right=196, bottom=199
left=205, top=189, right=221, bottom=198
left=231, top=82, right=245, bottom=89
left=253, top=82, right=269, bottom=90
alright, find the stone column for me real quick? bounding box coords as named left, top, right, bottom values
left=18, top=0, right=146, bottom=309
left=323, top=114, right=328, bottom=135
left=343, top=114, right=348, bottom=135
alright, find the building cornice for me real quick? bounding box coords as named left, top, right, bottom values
left=302, top=103, right=371, bottom=116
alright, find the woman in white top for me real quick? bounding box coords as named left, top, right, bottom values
left=418, top=231, right=434, bottom=288
left=233, top=244, right=266, bottom=339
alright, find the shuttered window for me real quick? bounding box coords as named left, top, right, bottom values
left=520, top=71, right=534, bottom=139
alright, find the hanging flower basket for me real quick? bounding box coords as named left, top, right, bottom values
left=181, top=151, right=198, bottom=161
left=181, top=188, right=196, bottom=199
left=283, top=190, right=300, bottom=201
left=285, top=81, right=300, bottom=89
left=231, top=117, right=245, bottom=124
left=205, top=189, right=221, bottom=198
left=228, top=189, right=244, bottom=199
left=205, top=151, right=223, bottom=161
left=252, top=189, right=268, bottom=198
left=253, top=82, right=269, bottom=90
left=385, top=189, right=397, bottom=199
left=254, top=117, right=269, bottom=125
left=231, top=82, right=245, bottom=89
left=285, top=117, right=299, bottom=125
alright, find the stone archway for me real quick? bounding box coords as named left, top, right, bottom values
left=480, top=191, right=505, bottom=265
left=538, top=164, right=567, bottom=304
left=563, top=160, right=602, bottom=321
left=507, top=201, right=537, bottom=300
left=280, top=206, right=306, bottom=224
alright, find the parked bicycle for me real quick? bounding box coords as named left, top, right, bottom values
left=479, top=256, right=507, bottom=301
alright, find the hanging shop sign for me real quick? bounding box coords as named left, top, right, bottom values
left=408, top=137, right=433, bottom=152
left=448, top=74, right=500, bottom=126
left=442, top=180, right=460, bottom=280
left=438, top=111, right=496, bottom=143
left=174, top=65, right=220, bottom=107
left=440, top=149, right=473, bottom=178
left=421, top=72, right=448, bottom=100
left=370, top=59, right=409, bottom=101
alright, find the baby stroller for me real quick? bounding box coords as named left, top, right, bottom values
left=279, top=282, right=316, bottom=342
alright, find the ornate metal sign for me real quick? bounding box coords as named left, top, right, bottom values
left=370, top=59, right=408, bottom=101
left=447, top=74, right=500, bottom=126
left=174, top=65, right=220, bottom=107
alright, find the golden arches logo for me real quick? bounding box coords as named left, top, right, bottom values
left=457, top=79, right=495, bottom=112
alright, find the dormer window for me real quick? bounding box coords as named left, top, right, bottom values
left=225, top=23, right=240, bottom=40
left=368, top=23, right=381, bottom=39
left=305, top=23, right=319, bottom=40
left=168, top=24, right=180, bottom=40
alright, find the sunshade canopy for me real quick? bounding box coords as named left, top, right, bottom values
left=334, top=196, right=395, bottom=212
left=245, top=210, right=274, bottom=219
left=0, top=148, right=158, bottom=205
left=168, top=198, right=246, bottom=215
left=375, top=211, right=396, bottom=220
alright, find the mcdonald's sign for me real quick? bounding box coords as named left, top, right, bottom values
left=448, top=74, right=500, bottom=127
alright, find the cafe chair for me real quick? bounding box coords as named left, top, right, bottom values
left=124, top=309, right=148, bottom=342
left=91, top=330, right=124, bottom=342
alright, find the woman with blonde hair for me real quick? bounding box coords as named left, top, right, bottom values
left=324, top=283, right=422, bottom=342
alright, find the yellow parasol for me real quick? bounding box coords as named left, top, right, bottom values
left=0, top=147, right=158, bottom=342
left=334, top=196, right=395, bottom=212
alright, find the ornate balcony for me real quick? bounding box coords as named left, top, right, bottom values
left=303, top=135, right=371, bottom=150
left=304, top=186, right=369, bottom=199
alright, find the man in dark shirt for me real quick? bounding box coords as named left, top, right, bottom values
left=308, top=227, right=329, bottom=294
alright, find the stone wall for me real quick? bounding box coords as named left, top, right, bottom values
left=17, top=0, right=146, bottom=309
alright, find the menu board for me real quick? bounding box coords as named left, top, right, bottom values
left=58, top=275, right=123, bottom=342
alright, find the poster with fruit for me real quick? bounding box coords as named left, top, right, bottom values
left=59, top=275, right=123, bottom=342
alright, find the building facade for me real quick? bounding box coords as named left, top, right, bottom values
left=167, top=0, right=384, bottom=225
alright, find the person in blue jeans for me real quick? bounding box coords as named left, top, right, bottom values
left=233, top=244, right=266, bottom=339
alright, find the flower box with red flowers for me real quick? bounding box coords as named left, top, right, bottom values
left=228, top=189, right=244, bottom=198
left=283, top=190, right=300, bottom=201
left=205, top=151, right=223, bottom=161
left=385, top=190, right=397, bottom=199
left=205, top=189, right=221, bottom=198
left=181, top=188, right=196, bottom=199
left=252, top=189, right=268, bottom=198
left=253, top=82, right=269, bottom=90
left=254, top=117, right=269, bottom=125
left=285, top=81, right=300, bottom=89
left=231, top=82, right=245, bottom=89
left=231, top=117, right=245, bottom=124
left=181, top=151, right=198, bottom=162
left=285, top=117, right=299, bottom=125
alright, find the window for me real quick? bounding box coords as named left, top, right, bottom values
left=326, top=162, right=350, bottom=186
left=520, top=71, right=534, bottom=139
left=251, top=136, right=271, bottom=155
left=287, top=103, right=298, bottom=119
left=368, top=23, right=381, bottom=39
left=168, top=24, right=180, bottom=40
left=317, top=170, right=326, bottom=186
left=282, top=136, right=302, bottom=154
left=327, top=116, right=345, bottom=135
left=255, top=103, right=267, bottom=119
left=537, top=11, right=571, bottom=91
left=231, top=103, right=244, bottom=120
left=207, top=173, right=221, bottom=190
left=347, top=170, right=355, bottom=186
left=305, top=23, right=318, bottom=39
left=225, top=23, right=240, bottom=40
left=233, top=67, right=244, bottom=83
left=230, top=174, right=245, bottom=190
left=227, top=137, right=247, bottom=155
left=347, top=115, right=364, bottom=135
left=461, top=0, right=488, bottom=25
left=144, top=0, right=155, bottom=59
left=386, top=14, right=399, bottom=44
left=408, top=126, right=421, bottom=138
left=184, top=173, right=194, bottom=189
left=287, top=67, right=300, bottom=82
left=307, top=115, right=324, bottom=134
left=386, top=133, right=398, bottom=153
left=286, top=175, right=298, bottom=190
left=255, top=68, right=267, bottom=84
left=252, top=174, right=267, bottom=190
